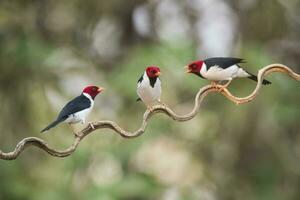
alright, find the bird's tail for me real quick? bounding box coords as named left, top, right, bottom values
left=41, top=118, right=65, bottom=133
left=247, top=74, right=272, bottom=85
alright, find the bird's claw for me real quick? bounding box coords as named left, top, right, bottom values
left=218, top=86, right=226, bottom=92
left=88, top=122, right=95, bottom=130
left=211, top=81, right=218, bottom=88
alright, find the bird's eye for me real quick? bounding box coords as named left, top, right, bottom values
left=92, top=87, right=97, bottom=91
left=152, top=70, right=156, bottom=74
left=191, top=64, right=197, bottom=69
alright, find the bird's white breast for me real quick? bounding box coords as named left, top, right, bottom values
left=200, top=63, right=250, bottom=81
left=137, top=72, right=161, bottom=106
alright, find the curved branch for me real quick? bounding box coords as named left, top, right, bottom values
left=1, top=64, right=299, bottom=160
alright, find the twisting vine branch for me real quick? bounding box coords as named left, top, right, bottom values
left=0, top=64, right=299, bottom=160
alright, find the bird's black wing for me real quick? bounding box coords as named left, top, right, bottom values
left=56, top=94, right=91, bottom=121
left=137, top=74, right=143, bottom=83
left=204, top=57, right=245, bottom=70
left=136, top=74, right=143, bottom=102
left=41, top=94, right=91, bottom=133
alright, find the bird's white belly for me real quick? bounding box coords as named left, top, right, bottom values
left=65, top=108, right=91, bottom=124
left=203, top=65, right=249, bottom=81
left=137, top=82, right=161, bottom=106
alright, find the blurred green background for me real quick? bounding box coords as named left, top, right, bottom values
left=0, top=0, right=300, bottom=199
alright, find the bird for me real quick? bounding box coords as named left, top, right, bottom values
left=41, top=85, right=104, bottom=135
left=136, top=66, right=163, bottom=111
left=184, top=57, right=271, bottom=89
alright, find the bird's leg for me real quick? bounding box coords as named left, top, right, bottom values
left=218, top=79, right=232, bottom=92
left=147, top=105, right=154, bottom=112
left=211, top=81, right=218, bottom=88
left=224, top=79, right=232, bottom=87
left=69, top=124, right=80, bottom=137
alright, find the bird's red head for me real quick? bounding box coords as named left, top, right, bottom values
left=185, top=60, right=204, bottom=74
left=82, top=86, right=104, bottom=99
left=146, top=66, right=161, bottom=78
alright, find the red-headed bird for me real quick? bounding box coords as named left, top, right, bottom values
left=185, top=57, right=271, bottom=89
left=136, top=66, right=163, bottom=111
left=41, top=86, right=104, bottom=134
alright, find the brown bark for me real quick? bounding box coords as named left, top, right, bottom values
left=0, top=64, right=299, bottom=160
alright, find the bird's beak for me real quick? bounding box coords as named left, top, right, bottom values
left=97, top=87, right=104, bottom=92
left=184, top=66, right=191, bottom=73
left=155, top=71, right=161, bottom=76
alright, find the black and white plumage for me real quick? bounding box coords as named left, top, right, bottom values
left=185, top=57, right=271, bottom=85
left=41, top=86, right=103, bottom=133
left=136, top=66, right=162, bottom=110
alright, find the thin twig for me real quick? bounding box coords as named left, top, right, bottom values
left=0, top=64, right=299, bottom=160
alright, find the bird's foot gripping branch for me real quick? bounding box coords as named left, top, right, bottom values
left=0, top=64, right=299, bottom=160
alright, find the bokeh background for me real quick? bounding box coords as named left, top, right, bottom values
left=0, top=0, right=300, bottom=199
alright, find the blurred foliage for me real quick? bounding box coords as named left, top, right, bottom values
left=0, top=0, right=300, bottom=200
